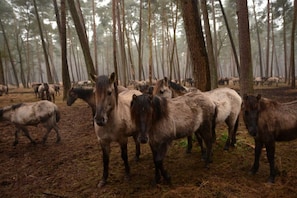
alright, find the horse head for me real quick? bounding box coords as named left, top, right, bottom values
left=243, top=94, right=261, bottom=137
left=92, top=72, right=118, bottom=126
left=67, top=87, right=78, bottom=106
left=131, top=94, right=168, bottom=144
left=153, top=77, right=173, bottom=99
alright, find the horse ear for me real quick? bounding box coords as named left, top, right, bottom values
left=256, top=94, right=261, bottom=100
left=90, top=73, right=97, bottom=83
left=109, top=72, right=116, bottom=83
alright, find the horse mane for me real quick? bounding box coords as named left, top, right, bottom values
left=95, top=75, right=118, bottom=104
left=72, top=87, right=93, bottom=97
left=152, top=95, right=169, bottom=122
left=130, top=94, right=169, bottom=124
left=259, top=98, right=279, bottom=111
left=168, top=81, right=186, bottom=92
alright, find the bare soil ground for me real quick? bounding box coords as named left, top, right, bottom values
left=1, top=85, right=297, bottom=198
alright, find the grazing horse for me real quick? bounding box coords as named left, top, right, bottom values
left=38, top=83, right=55, bottom=103
left=91, top=72, right=142, bottom=188
left=0, top=100, right=60, bottom=146
left=130, top=92, right=216, bottom=185
left=67, top=87, right=96, bottom=117
left=243, top=94, right=297, bottom=183
left=153, top=79, right=242, bottom=151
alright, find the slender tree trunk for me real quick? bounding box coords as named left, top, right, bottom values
left=138, top=0, right=143, bottom=80
left=92, top=0, right=98, bottom=73
left=266, top=0, right=271, bottom=77
left=0, top=52, right=4, bottom=85
left=218, top=0, right=240, bottom=77
left=252, top=0, right=263, bottom=78
left=148, top=0, right=153, bottom=85
left=237, top=0, right=253, bottom=96
left=60, top=0, right=71, bottom=99
left=33, top=0, right=53, bottom=84
left=290, top=0, right=297, bottom=88
left=211, top=0, right=218, bottom=76
left=68, top=0, right=96, bottom=78
left=16, top=34, right=26, bottom=87
left=0, top=19, right=19, bottom=87
left=201, top=0, right=217, bottom=89
left=112, top=0, right=118, bottom=81
left=282, top=3, right=288, bottom=83
left=180, top=0, right=210, bottom=91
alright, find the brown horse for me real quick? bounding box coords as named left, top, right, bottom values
left=91, top=72, right=142, bottom=188
left=130, top=91, right=216, bottom=185
left=243, top=94, right=297, bottom=183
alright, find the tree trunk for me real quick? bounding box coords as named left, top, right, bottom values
left=0, top=19, right=19, bottom=87
left=33, top=0, right=53, bottom=84
left=112, top=0, right=118, bottom=81
left=180, top=0, right=210, bottom=91
left=0, top=52, right=5, bottom=85
left=290, top=0, right=297, bottom=88
left=92, top=0, right=98, bottom=73
left=252, top=0, right=263, bottom=78
left=266, top=0, right=271, bottom=77
left=148, top=0, right=153, bottom=85
left=60, top=0, right=71, bottom=99
left=68, top=0, right=96, bottom=78
left=237, top=0, right=253, bottom=96
left=218, top=0, right=240, bottom=77
left=201, top=0, right=217, bottom=89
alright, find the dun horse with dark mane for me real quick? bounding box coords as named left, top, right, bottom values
left=243, top=94, right=297, bottom=183
left=153, top=78, right=242, bottom=151
left=130, top=91, right=216, bottom=185
left=91, top=72, right=142, bottom=187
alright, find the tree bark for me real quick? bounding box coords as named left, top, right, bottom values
left=290, top=0, right=297, bottom=88
left=237, top=0, right=254, bottom=96
left=180, top=0, right=210, bottom=91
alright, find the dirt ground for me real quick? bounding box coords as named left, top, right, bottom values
left=1, top=85, right=297, bottom=198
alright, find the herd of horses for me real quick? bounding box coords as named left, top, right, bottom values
left=0, top=73, right=297, bottom=188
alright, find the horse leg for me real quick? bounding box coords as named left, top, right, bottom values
left=53, top=124, right=61, bottom=143
left=21, top=127, right=36, bottom=145
left=194, top=133, right=206, bottom=160
left=13, top=128, right=20, bottom=146
left=250, top=139, right=263, bottom=175
left=132, top=134, right=141, bottom=161
left=98, top=142, right=110, bottom=188
left=224, top=115, right=239, bottom=150
left=151, top=143, right=171, bottom=185
left=120, top=143, right=130, bottom=181
left=197, top=122, right=213, bottom=168
left=186, top=135, right=193, bottom=153
left=265, top=142, right=276, bottom=183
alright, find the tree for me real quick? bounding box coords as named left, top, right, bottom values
left=201, top=0, right=217, bottom=89
left=290, top=0, right=297, bottom=88
left=33, top=0, right=53, bottom=84
left=180, top=0, right=210, bottom=91
left=67, top=0, right=96, bottom=78
left=237, top=0, right=253, bottom=96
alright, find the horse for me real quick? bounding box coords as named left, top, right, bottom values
left=243, top=94, right=297, bottom=183
left=153, top=77, right=188, bottom=98
left=153, top=78, right=242, bottom=151
left=91, top=72, right=142, bottom=188
left=67, top=86, right=96, bottom=117
left=0, top=84, right=8, bottom=96
left=38, top=83, right=55, bottom=103
left=130, top=91, right=216, bottom=185
left=0, top=100, right=60, bottom=146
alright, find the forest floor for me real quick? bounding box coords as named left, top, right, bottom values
left=1, top=84, right=297, bottom=198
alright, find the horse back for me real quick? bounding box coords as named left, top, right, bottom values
left=258, top=99, right=297, bottom=142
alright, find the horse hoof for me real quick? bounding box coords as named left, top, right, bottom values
left=97, top=180, right=107, bottom=188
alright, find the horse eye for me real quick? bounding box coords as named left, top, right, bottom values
left=160, top=90, right=164, bottom=94
left=107, top=91, right=112, bottom=96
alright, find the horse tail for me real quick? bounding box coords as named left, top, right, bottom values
left=233, top=115, right=239, bottom=135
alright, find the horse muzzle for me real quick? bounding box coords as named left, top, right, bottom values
left=137, top=135, right=149, bottom=144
